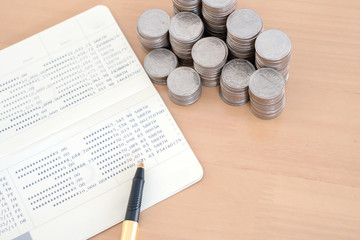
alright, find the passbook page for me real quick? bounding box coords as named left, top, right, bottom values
left=0, top=6, right=203, bottom=240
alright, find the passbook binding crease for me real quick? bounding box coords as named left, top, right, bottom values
left=0, top=5, right=203, bottom=240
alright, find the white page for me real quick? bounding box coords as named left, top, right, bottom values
left=0, top=6, right=203, bottom=240
left=0, top=5, right=150, bottom=157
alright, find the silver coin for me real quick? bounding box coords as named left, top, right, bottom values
left=137, top=29, right=169, bottom=52
left=137, top=9, right=170, bottom=39
left=202, top=0, right=235, bottom=10
left=170, top=12, right=203, bottom=42
left=226, top=9, right=263, bottom=60
left=192, top=37, right=228, bottom=68
left=169, top=12, right=203, bottom=63
left=250, top=88, right=284, bottom=106
left=219, top=59, right=255, bottom=106
left=249, top=68, right=285, bottom=100
left=144, top=49, right=178, bottom=84
left=168, top=92, right=201, bottom=106
left=202, top=0, right=237, bottom=38
left=250, top=104, right=285, bottom=120
left=250, top=94, right=285, bottom=110
left=173, top=0, right=201, bottom=15
left=219, top=86, right=249, bottom=106
left=249, top=94, right=285, bottom=119
left=255, top=29, right=292, bottom=61
left=227, top=9, right=263, bottom=40
left=221, top=59, right=255, bottom=89
left=167, top=67, right=201, bottom=97
left=255, top=29, right=292, bottom=82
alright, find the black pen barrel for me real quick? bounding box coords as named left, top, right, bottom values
left=125, top=167, right=145, bottom=222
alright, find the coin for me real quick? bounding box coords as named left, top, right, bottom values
left=173, top=0, right=201, bottom=16
left=255, top=29, right=292, bottom=81
left=249, top=68, right=286, bottom=119
left=202, top=0, right=237, bottom=39
left=137, top=9, right=171, bottom=52
left=226, top=9, right=263, bottom=60
left=220, top=59, right=256, bottom=105
left=192, top=37, right=228, bottom=68
left=144, top=48, right=179, bottom=85
left=192, top=37, right=228, bottom=86
left=169, top=12, right=204, bottom=65
left=167, top=67, right=202, bottom=105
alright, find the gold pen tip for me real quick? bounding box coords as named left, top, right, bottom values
left=138, top=162, right=144, bottom=168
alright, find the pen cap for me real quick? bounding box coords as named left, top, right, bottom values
left=125, top=167, right=145, bottom=222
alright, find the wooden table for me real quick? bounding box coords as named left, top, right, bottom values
left=1, top=0, right=359, bottom=239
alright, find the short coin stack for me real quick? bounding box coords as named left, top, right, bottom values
left=226, top=9, right=263, bottom=60
left=255, top=29, right=292, bottom=82
left=137, top=9, right=171, bottom=53
left=144, top=48, right=179, bottom=85
left=202, top=0, right=237, bottom=38
left=173, top=0, right=202, bottom=15
left=169, top=12, right=204, bottom=66
left=249, top=68, right=286, bottom=120
left=192, top=37, right=228, bottom=86
left=220, top=59, right=255, bottom=106
left=167, top=67, right=202, bottom=105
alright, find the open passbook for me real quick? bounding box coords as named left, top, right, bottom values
left=0, top=6, right=202, bottom=240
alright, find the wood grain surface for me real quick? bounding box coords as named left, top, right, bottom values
left=1, top=0, right=360, bottom=239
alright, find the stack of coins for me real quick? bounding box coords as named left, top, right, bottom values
left=169, top=12, right=204, bottom=66
left=249, top=68, right=286, bottom=120
left=144, top=48, right=179, bottom=85
left=173, top=0, right=202, bottom=15
left=226, top=9, right=263, bottom=60
left=192, top=37, right=228, bottom=87
left=202, top=0, right=237, bottom=38
left=220, top=59, right=255, bottom=106
left=255, top=29, right=292, bottom=82
left=137, top=9, right=171, bottom=53
left=167, top=67, right=202, bottom=105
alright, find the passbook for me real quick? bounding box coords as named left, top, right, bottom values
left=0, top=6, right=203, bottom=240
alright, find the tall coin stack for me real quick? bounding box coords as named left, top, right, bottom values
left=255, top=29, right=292, bottom=82
left=173, top=0, right=202, bottom=15
left=249, top=68, right=286, bottom=120
left=167, top=67, right=202, bottom=105
left=226, top=9, right=263, bottom=60
left=202, top=0, right=237, bottom=38
left=192, top=37, right=228, bottom=87
left=144, top=48, right=179, bottom=85
left=137, top=9, right=171, bottom=53
left=220, top=59, right=255, bottom=106
left=169, top=12, right=204, bottom=66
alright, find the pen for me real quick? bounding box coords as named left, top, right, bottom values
left=120, top=162, right=145, bottom=240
